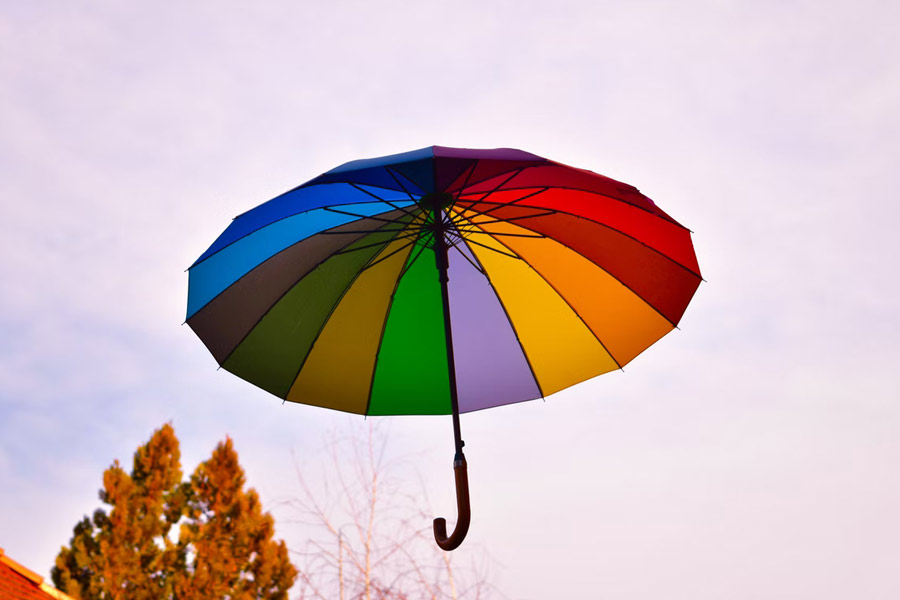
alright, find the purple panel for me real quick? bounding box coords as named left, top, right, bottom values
left=446, top=242, right=542, bottom=412
left=434, top=157, right=475, bottom=195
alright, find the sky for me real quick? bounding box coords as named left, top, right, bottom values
left=1, top=1, right=899, bottom=598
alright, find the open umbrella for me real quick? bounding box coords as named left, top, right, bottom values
left=187, top=146, right=701, bottom=550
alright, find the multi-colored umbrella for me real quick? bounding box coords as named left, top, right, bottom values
left=187, top=146, right=701, bottom=549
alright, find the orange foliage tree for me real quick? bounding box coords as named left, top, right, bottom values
left=52, top=424, right=297, bottom=600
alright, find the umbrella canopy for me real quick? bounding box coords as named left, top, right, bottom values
left=187, top=146, right=701, bottom=549
left=187, top=146, right=701, bottom=416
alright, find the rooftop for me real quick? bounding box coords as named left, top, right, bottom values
left=0, top=547, right=75, bottom=600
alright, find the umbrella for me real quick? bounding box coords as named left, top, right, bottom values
left=187, top=146, right=702, bottom=550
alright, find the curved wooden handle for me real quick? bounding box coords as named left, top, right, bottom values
left=433, top=456, right=470, bottom=551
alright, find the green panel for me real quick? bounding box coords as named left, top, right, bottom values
left=223, top=227, right=405, bottom=398
left=368, top=245, right=452, bottom=415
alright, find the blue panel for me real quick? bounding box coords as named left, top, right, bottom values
left=310, top=160, right=435, bottom=193
left=306, top=165, right=427, bottom=194
left=392, top=171, right=428, bottom=195
left=326, top=147, right=434, bottom=174
left=187, top=201, right=414, bottom=318
left=302, top=149, right=437, bottom=193
left=193, top=183, right=414, bottom=266
left=392, top=158, right=435, bottom=194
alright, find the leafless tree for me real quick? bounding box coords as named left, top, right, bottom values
left=286, top=422, right=497, bottom=600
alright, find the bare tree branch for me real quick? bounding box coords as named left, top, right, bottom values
left=287, top=421, right=497, bottom=599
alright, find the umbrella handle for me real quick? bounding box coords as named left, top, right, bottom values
left=433, top=454, right=470, bottom=551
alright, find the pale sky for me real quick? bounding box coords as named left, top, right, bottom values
left=2, top=1, right=899, bottom=598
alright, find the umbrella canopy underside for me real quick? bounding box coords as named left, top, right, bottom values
left=187, top=146, right=701, bottom=415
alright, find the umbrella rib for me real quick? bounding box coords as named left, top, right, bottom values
left=348, top=182, right=421, bottom=218
left=450, top=159, right=479, bottom=202
left=328, top=232, right=427, bottom=257
left=329, top=211, right=425, bottom=253
left=455, top=235, right=546, bottom=400
left=359, top=238, right=417, bottom=272
left=320, top=228, right=412, bottom=235
left=454, top=187, right=551, bottom=221
left=462, top=183, right=689, bottom=230
left=456, top=199, right=702, bottom=279
left=322, top=206, right=415, bottom=224
left=452, top=212, right=553, bottom=230
left=332, top=237, right=406, bottom=256
left=456, top=235, right=521, bottom=260
left=444, top=161, right=544, bottom=197
left=384, top=166, right=423, bottom=201
left=456, top=167, right=527, bottom=215
left=452, top=209, right=557, bottom=228
left=228, top=177, right=411, bottom=221
left=352, top=215, right=423, bottom=269
left=455, top=228, right=546, bottom=239
left=459, top=215, right=624, bottom=369
left=397, top=234, right=431, bottom=279
left=449, top=243, right=485, bottom=275
left=448, top=204, right=553, bottom=240
left=392, top=223, right=432, bottom=246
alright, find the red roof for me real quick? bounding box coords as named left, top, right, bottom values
left=0, top=548, right=74, bottom=600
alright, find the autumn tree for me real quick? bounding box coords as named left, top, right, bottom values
left=289, top=423, right=495, bottom=600
left=52, top=423, right=297, bottom=600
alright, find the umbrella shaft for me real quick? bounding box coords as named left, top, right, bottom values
left=433, top=210, right=465, bottom=459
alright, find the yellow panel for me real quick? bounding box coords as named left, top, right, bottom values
left=459, top=210, right=674, bottom=365
left=287, top=237, right=414, bottom=413
left=455, top=213, right=620, bottom=396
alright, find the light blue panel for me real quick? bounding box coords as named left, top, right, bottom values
left=187, top=201, right=414, bottom=318
left=193, top=183, right=415, bottom=266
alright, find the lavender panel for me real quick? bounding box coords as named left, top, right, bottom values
left=447, top=242, right=542, bottom=412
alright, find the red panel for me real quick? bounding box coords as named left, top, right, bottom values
left=460, top=163, right=680, bottom=224
left=456, top=189, right=700, bottom=276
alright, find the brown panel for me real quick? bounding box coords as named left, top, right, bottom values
left=187, top=209, right=408, bottom=363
